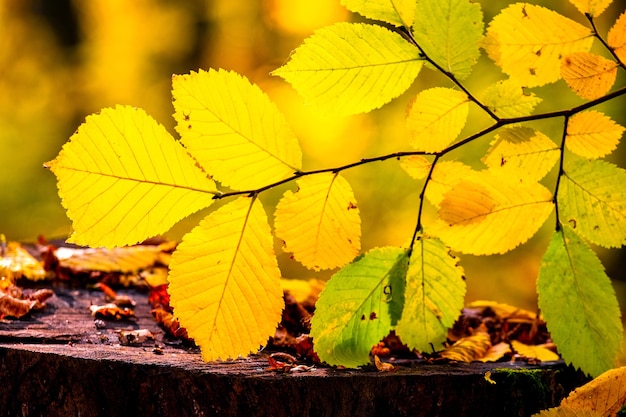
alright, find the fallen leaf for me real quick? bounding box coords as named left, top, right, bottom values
left=560, top=366, right=626, bottom=416
left=119, top=329, right=155, bottom=346
left=440, top=328, right=492, bottom=362
left=0, top=239, right=47, bottom=288
left=374, top=354, right=396, bottom=372
left=89, top=303, right=135, bottom=321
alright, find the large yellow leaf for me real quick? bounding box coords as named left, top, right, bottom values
left=568, top=0, right=613, bottom=17
left=566, top=110, right=625, bottom=158
left=167, top=197, right=284, bottom=361
left=341, top=0, right=415, bottom=27
left=482, top=126, right=560, bottom=182
left=425, top=161, right=475, bottom=208
left=479, top=79, right=542, bottom=118
left=608, top=12, right=626, bottom=65
left=272, top=22, right=424, bottom=115
left=399, top=155, right=432, bottom=180
left=561, top=52, right=618, bottom=100
left=45, top=106, right=217, bottom=248
left=172, top=69, right=302, bottom=190
left=484, top=4, right=594, bottom=87
left=274, top=173, right=361, bottom=270
left=561, top=367, right=626, bottom=415
left=406, top=88, right=470, bottom=152
left=428, top=171, right=554, bottom=255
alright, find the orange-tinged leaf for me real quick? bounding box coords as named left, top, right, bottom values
left=478, top=342, right=512, bottom=362
left=168, top=197, right=284, bottom=361
left=533, top=408, right=602, bottom=417
left=45, top=106, right=217, bottom=248
left=512, top=340, right=560, bottom=362
left=484, top=4, right=594, bottom=87
left=561, top=52, right=618, bottom=100
left=568, top=0, right=613, bottom=17
left=440, top=330, right=491, bottom=362
left=426, top=161, right=475, bottom=208
left=482, top=126, right=559, bottom=182
left=561, top=366, right=626, bottom=416
left=406, top=88, right=470, bottom=152
left=429, top=171, right=554, bottom=255
left=399, top=155, right=432, bottom=180
left=172, top=69, right=302, bottom=190
left=0, top=241, right=46, bottom=287
left=608, top=12, right=626, bottom=64
left=566, top=110, right=625, bottom=158
left=275, top=173, right=361, bottom=270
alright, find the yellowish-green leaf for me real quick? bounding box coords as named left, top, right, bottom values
left=45, top=106, right=217, bottom=248
left=341, top=0, right=415, bottom=27
left=395, top=235, right=466, bottom=353
left=568, top=0, right=613, bottom=18
left=426, top=161, right=475, bottom=208
left=538, top=225, right=622, bottom=377
left=412, top=0, right=484, bottom=79
left=428, top=171, right=554, bottom=255
left=479, top=79, right=542, bottom=118
left=558, top=159, right=626, bottom=248
left=272, top=22, right=423, bottom=115
left=566, top=110, right=625, bottom=158
left=172, top=69, right=302, bottom=190
left=561, top=366, right=626, bottom=415
left=608, top=12, right=626, bottom=65
left=399, top=155, right=432, bottom=180
left=484, top=4, right=594, bottom=87
left=310, top=247, right=409, bottom=367
left=511, top=340, right=560, bottom=362
left=406, top=88, right=470, bottom=152
left=483, top=126, right=559, bottom=182
left=561, top=52, right=618, bottom=100
left=167, top=197, right=284, bottom=362
left=274, top=173, right=361, bottom=271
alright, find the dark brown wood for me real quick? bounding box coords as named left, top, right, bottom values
left=0, top=286, right=588, bottom=417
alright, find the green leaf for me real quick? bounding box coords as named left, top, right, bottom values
left=412, top=0, right=484, bottom=79
left=310, top=247, right=409, bottom=367
left=341, top=0, right=415, bottom=28
left=537, top=225, right=622, bottom=377
left=479, top=79, right=542, bottom=118
left=395, top=235, right=466, bottom=353
left=272, top=22, right=423, bottom=115
left=558, top=159, right=626, bottom=248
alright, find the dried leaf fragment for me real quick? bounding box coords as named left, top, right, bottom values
left=119, top=329, right=155, bottom=346
left=89, top=303, right=135, bottom=321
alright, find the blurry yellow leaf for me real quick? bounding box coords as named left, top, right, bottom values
left=168, top=197, right=284, bottom=361
left=484, top=370, right=497, bottom=384
left=266, top=0, right=349, bottom=35
left=561, top=52, right=618, bottom=100
left=608, top=12, right=626, bottom=64
left=172, top=69, right=302, bottom=190
left=273, top=22, right=423, bottom=115
left=280, top=278, right=325, bottom=304
left=512, top=340, right=560, bottom=362
left=478, top=342, right=512, bottom=362
left=45, top=106, right=217, bottom=248
left=0, top=241, right=46, bottom=287
left=566, top=110, right=625, bottom=158
left=426, top=161, right=475, bottom=207
left=341, top=0, right=415, bottom=27
left=483, top=126, right=559, bottom=182
left=484, top=4, right=594, bottom=87
left=275, top=173, right=361, bottom=270
left=560, top=366, right=626, bottom=415
left=429, top=172, right=554, bottom=255
left=55, top=244, right=171, bottom=273
left=399, top=155, right=432, bottom=180
left=440, top=330, right=491, bottom=362
left=407, top=88, right=470, bottom=152
left=479, top=79, right=542, bottom=118
left=568, top=0, right=613, bottom=17
left=467, top=300, right=538, bottom=321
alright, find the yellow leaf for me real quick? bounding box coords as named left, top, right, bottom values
left=440, top=330, right=491, bottom=362
left=467, top=300, right=538, bottom=321
left=484, top=4, right=594, bottom=87
left=341, top=0, right=415, bottom=28
left=275, top=173, right=361, bottom=270
left=568, top=0, right=613, bottom=17
left=407, top=88, right=470, bottom=152
left=561, top=366, right=626, bottom=416
left=478, top=342, right=512, bottom=362
left=608, top=12, right=626, bottom=65
left=512, top=340, right=560, bottom=362
left=167, top=197, right=284, bottom=361
left=374, top=354, right=396, bottom=371
left=428, top=171, right=554, bottom=255
left=484, top=370, right=497, bottom=384
left=561, top=52, right=618, bottom=100
left=483, top=126, right=560, bottom=182
left=0, top=241, right=46, bottom=287
left=280, top=278, right=325, bottom=304
left=479, top=79, right=542, bottom=118
left=172, top=69, right=302, bottom=190
left=566, top=110, right=625, bottom=158
left=399, top=155, right=432, bottom=180
left=55, top=244, right=172, bottom=273
left=426, top=161, right=475, bottom=208
left=45, top=106, right=217, bottom=248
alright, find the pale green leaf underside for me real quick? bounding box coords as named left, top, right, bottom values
left=173, top=69, right=302, bottom=190
left=395, top=235, right=466, bottom=353
left=412, top=0, right=484, bottom=79
left=558, top=159, right=626, bottom=248
left=310, top=247, right=409, bottom=367
left=341, top=0, right=416, bottom=27
left=273, top=22, right=424, bottom=115
left=538, top=225, right=622, bottom=377
left=479, top=79, right=542, bottom=118
left=45, top=105, right=217, bottom=248
left=168, top=197, right=284, bottom=361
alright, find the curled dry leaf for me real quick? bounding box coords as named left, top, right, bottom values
left=0, top=286, right=54, bottom=319
left=89, top=303, right=135, bottom=321
left=119, top=329, right=155, bottom=346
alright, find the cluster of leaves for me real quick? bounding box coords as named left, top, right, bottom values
left=45, top=0, right=626, bottom=377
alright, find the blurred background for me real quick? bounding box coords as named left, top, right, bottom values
left=0, top=0, right=624, bottom=311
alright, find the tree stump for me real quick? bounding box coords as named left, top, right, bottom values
left=0, top=286, right=588, bottom=417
